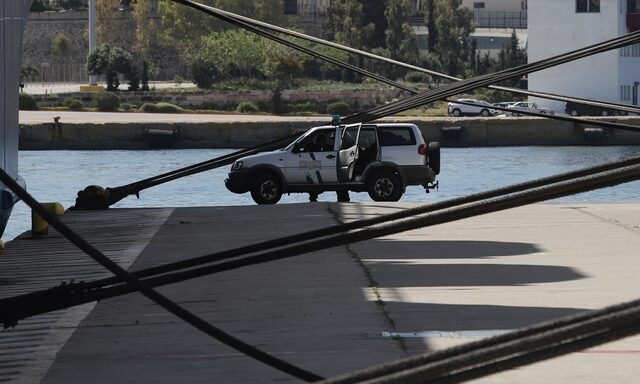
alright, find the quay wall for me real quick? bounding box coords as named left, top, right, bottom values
left=19, top=116, right=640, bottom=150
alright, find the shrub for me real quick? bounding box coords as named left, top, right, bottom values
left=19, top=93, right=38, bottom=110
left=120, top=103, right=134, bottom=111
left=95, top=92, right=120, bottom=112
left=140, top=103, right=158, bottom=112
left=326, top=101, right=350, bottom=115
left=155, top=102, right=184, bottom=113
left=63, top=98, right=83, bottom=111
left=288, top=101, right=315, bottom=113
left=236, top=101, right=259, bottom=113
left=404, top=71, right=430, bottom=83
left=140, top=102, right=183, bottom=113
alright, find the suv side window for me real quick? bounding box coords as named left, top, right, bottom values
left=378, top=126, right=416, bottom=146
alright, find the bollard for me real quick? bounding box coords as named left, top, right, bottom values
left=32, top=202, right=65, bottom=236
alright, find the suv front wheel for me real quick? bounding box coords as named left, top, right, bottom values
left=367, top=171, right=403, bottom=202
left=251, top=173, right=282, bottom=205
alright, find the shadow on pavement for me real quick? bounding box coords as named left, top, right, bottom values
left=358, top=239, right=542, bottom=259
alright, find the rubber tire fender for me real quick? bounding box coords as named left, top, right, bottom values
left=366, top=170, right=403, bottom=202
left=428, top=141, right=441, bottom=175
left=250, top=172, right=283, bottom=205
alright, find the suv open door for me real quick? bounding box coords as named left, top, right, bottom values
left=337, top=123, right=362, bottom=182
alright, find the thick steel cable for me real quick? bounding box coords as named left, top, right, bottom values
left=344, top=30, right=640, bottom=123
left=171, top=0, right=416, bottom=93
left=5, top=159, right=640, bottom=326
left=78, top=2, right=640, bottom=210
left=183, top=0, right=640, bottom=116
left=345, top=31, right=640, bottom=122
left=0, top=168, right=323, bottom=382
left=322, top=297, right=640, bottom=383
left=75, top=133, right=299, bottom=209
left=450, top=99, right=640, bottom=133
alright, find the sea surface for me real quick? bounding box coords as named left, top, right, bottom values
left=4, top=146, right=640, bottom=241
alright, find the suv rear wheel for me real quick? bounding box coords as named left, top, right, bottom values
left=251, top=173, right=282, bottom=205
left=481, top=109, right=490, bottom=117
left=451, top=108, right=461, bottom=117
left=367, top=171, right=403, bottom=202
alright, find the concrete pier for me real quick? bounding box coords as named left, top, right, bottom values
left=1, top=202, right=640, bottom=383
left=18, top=111, right=640, bottom=149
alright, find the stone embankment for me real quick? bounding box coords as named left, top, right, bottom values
left=18, top=114, right=640, bottom=150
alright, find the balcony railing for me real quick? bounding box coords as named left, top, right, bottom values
left=473, top=10, right=527, bottom=29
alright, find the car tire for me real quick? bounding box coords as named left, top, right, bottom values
left=367, top=171, right=403, bottom=202
left=451, top=109, right=461, bottom=117
left=250, top=173, right=282, bottom=205
left=481, top=109, right=490, bottom=117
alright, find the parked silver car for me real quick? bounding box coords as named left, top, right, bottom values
left=447, top=99, right=496, bottom=117
left=507, top=102, right=555, bottom=116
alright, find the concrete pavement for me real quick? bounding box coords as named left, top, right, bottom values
left=1, top=202, right=640, bottom=383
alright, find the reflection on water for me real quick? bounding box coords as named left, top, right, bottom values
left=4, top=146, right=640, bottom=240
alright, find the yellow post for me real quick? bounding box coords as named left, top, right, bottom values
left=32, top=202, right=65, bottom=236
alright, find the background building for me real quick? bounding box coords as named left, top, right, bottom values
left=528, top=0, right=640, bottom=111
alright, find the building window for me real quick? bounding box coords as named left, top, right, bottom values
left=284, top=0, right=297, bottom=15
left=474, top=2, right=485, bottom=9
left=577, top=0, right=600, bottom=13
left=630, top=0, right=640, bottom=13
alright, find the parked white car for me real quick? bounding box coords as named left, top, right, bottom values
left=447, top=99, right=496, bottom=117
left=507, top=102, right=555, bottom=116
left=225, top=123, right=440, bottom=204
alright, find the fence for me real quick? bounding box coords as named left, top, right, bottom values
left=473, top=10, right=527, bottom=29
left=28, top=62, right=87, bottom=83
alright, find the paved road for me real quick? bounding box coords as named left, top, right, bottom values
left=19, top=110, right=332, bottom=124
left=2, top=202, right=640, bottom=383
left=22, top=81, right=197, bottom=95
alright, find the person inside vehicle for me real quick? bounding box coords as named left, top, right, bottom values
left=304, top=133, right=331, bottom=152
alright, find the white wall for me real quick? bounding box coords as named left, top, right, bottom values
left=528, top=0, right=640, bottom=111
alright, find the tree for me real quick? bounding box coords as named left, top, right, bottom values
left=159, top=0, right=285, bottom=52
left=425, top=0, right=436, bottom=52
left=385, top=0, right=419, bottom=74
left=132, top=0, right=160, bottom=55
left=87, top=44, right=138, bottom=91
left=361, top=0, right=389, bottom=49
left=96, top=0, right=122, bottom=45
left=433, top=0, right=473, bottom=76
left=326, top=0, right=375, bottom=51
left=51, top=33, right=70, bottom=61
left=141, top=60, right=150, bottom=91
left=20, top=61, right=40, bottom=84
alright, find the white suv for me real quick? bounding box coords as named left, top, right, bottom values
left=225, top=123, right=440, bottom=204
left=447, top=99, right=496, bottom=117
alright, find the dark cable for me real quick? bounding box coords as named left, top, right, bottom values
left=0, top=168, right=323, bottom=382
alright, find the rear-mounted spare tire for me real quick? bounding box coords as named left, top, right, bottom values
left=428, top=142, right=441, bottom=175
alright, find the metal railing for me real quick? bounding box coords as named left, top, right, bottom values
left=473, top=10, right=527, bottom=29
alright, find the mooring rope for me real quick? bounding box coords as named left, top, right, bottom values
left=0, top=168, right=323, bottom=382
left=344, top=30, right=640, bottom=123
left=183, top=0, right=640, bottom=116
left=5, top=156, right=640, bottom=326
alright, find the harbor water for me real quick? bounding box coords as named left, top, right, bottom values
left=4, top=146, right=640, bottom=241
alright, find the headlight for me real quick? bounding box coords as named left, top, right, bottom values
left=233, top=161, right=244, bottom=170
